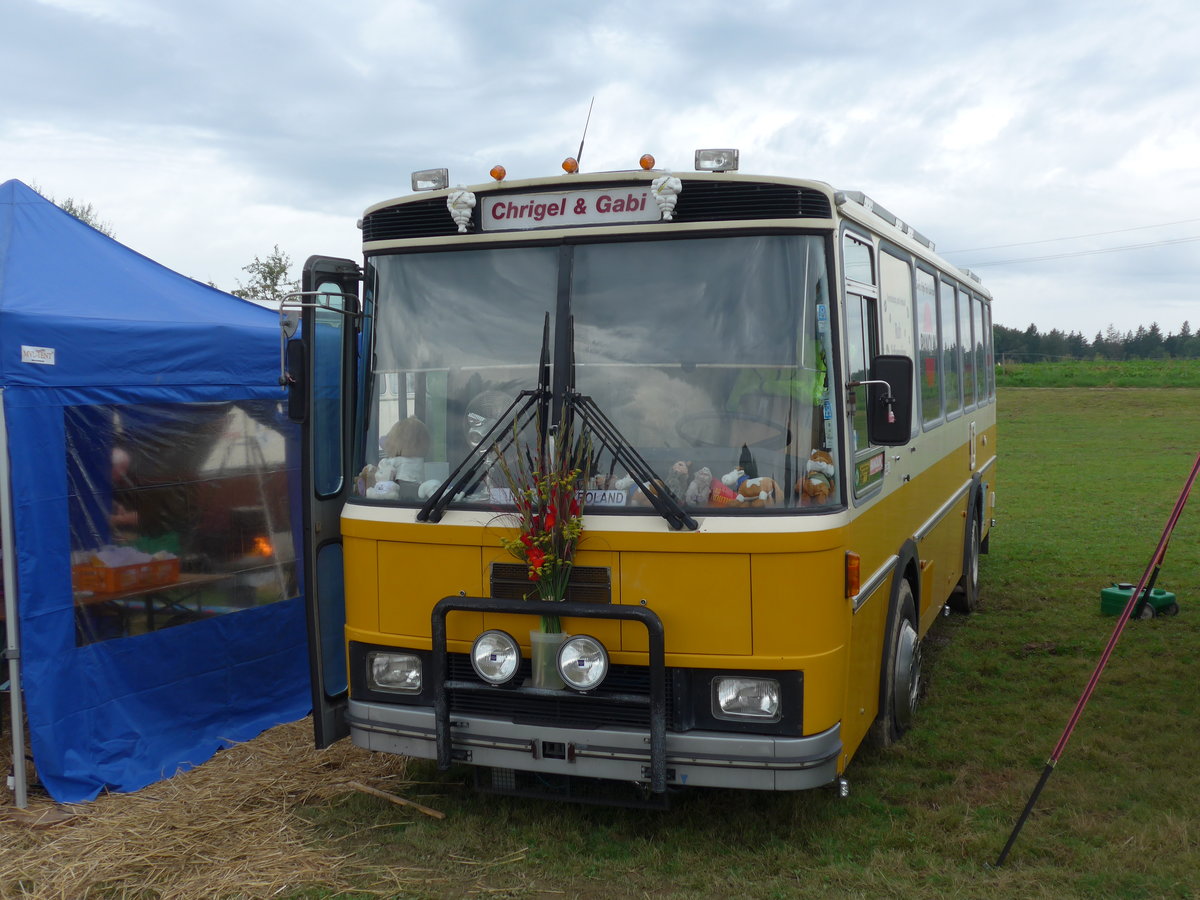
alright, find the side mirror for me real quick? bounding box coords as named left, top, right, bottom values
left=285, top=338, right=307, bottom=423
left=866, top=355, right=913, bottom=446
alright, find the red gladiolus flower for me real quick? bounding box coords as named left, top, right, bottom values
left=527, top=547, right=545, bottom=578
left=544, top=506, right=557, bottom=530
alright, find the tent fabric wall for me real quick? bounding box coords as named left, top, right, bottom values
left=1, top=180, right=309, bottom=802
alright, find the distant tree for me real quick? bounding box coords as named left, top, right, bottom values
left=58, top=197, right=116, bottom=238
left=29, top=183, right=117, bottom=237
left=1066, top=331, right=1090, bottom=359
left=1042, top=328, right=1069, bottom=361
left=231, top=245, right=298, bottom=307
left=993, top=324, right=1026, bottom=362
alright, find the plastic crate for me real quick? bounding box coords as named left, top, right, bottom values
left=73, top=558, right=180, bottom=594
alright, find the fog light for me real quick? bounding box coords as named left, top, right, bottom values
left=471, top=630, right=521, bottom=685
left=712, top=676, right=780, bottom=721
left=556, top=635, right=609, bottom=691
left=367, top=651, right=422, bottom=694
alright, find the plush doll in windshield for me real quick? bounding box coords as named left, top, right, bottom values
left=360, top=417, right=431, bottom=500
left=720, top=444, right=778, bottom=508
left=798, top=448, right=836, bottom=505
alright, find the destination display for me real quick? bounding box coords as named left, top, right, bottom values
left=481, top=186, right=661, bottom=231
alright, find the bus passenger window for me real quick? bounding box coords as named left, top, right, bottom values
left=916, top=269, right=941, bottom=425
left=940, top=281, right=962, bottom=416
left=959, top=289, right=975, bottom=408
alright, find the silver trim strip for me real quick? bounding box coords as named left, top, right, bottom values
left=852, top=555, right=896, bottom=613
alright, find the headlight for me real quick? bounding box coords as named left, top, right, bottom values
left=367, top=651, right=422, bottom=694
left=471, top=630, right=521, bottom=685
left=556, top=635, right=609, bottom=692
left=712, top=676, right=781, bottom=721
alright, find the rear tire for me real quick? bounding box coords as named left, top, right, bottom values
left=870, top=579, right=921, bottom=748
left=949, top=513, right=981, bottom=614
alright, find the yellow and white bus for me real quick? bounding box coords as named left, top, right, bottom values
left=285, top=149, right=997, bottom=803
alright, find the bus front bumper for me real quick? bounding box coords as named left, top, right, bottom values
left=346, top=699, right=842, bottom=792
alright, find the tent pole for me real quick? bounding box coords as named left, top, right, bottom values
left=0, top=388, right=29, bottom=808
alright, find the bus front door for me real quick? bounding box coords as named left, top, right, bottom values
left=289, top=255, right=362, bottom=748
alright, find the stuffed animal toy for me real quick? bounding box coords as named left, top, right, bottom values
left=359, top=417, right=432, bottom=499
left=798, top=448, right=836, bottom=505
left=720, top=465, right=779, bottom=508
left=377, top=417, right=431, bottom=483
left=665, top=460, right=691, bottom=501
left=684, top=466, right=713, bottom=506
left=708, top=476, right=738, bottom=506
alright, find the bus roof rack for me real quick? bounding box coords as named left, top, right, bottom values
left=834, top=190, right=936, bottom=252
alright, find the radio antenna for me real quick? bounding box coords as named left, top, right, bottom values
left=576, top=96, right=595, bottom=167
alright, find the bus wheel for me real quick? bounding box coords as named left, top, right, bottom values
left=949, top=514, right=981, bottom=614
left=870, top=579, right=921, bottom=748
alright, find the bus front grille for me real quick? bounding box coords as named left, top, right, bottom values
left=674, top=180, right=833, bottom=222
left=446, top=653, right=676, bottom=730
left=490, top=563, right=612, bottom=604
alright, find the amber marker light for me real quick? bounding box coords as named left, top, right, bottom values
left=562, top=156, right=580, bottom=174
left=489, top=165, right=507, bottom=182
left=639, top=154, right=656, bottom=170
left=845, top=551, right=861, bottom=599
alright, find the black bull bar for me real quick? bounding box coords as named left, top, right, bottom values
left=431, top=595, right=668, bottom=793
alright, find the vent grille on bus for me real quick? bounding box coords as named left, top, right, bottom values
left=490, top=563, right=612, bottom=604
left=673, top=180, right=833, bottom=222
left=360, top=181, right=834, bottom=242
left=361, top=196, right=462, bottom=242
left=446, top=653, right=676, bottom=730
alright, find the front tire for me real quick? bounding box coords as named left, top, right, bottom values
left=870, top=579, right=921, bottom=748
left=949, top=513, right=981, bottom=613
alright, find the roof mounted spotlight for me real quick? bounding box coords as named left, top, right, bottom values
left=411, top=168, right=449, bottom=192
left=695, top=148, right=739, bottom=172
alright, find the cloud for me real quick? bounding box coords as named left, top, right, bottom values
left=3, top=0, right=1198, bottom=333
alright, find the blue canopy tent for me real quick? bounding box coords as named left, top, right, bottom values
left=0, top=179, right=309, bottom=804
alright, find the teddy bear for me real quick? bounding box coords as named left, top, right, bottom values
left=665, top=460, right=691, bottom=501
left=684, top=466, right=713, bottom=506
left=797, top=448, right=836, bottom=505
left=359, top=417, right=432, bottom=500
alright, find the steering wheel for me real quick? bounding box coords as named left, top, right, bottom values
left=674, top=412, right=790, bottom=449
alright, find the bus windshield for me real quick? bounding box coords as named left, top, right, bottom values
left=357, top=233, right=840, bottom=514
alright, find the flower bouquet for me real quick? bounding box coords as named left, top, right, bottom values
left=494, top=417, right=591, bottom=635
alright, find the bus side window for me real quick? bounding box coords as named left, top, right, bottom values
left=940, top=280, right=962, bottom=417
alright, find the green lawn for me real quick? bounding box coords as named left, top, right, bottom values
left=295, top=387, right=1200, bottom=899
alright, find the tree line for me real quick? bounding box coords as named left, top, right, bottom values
left=995, top=322, right=1200, bottom=362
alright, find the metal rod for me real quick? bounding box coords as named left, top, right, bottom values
left=0, top=388, right=28, bottom=808
left=996, top=450, right=1200, bottom=866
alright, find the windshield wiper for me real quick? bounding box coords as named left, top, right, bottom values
left=417, top=313, right=697, bottom=531
left=563, top=316, right=697, bottom=532
left=416, top=315, right=552, bottom=524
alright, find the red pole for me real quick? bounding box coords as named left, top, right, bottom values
left=996, top=450, right=1200, bottom=866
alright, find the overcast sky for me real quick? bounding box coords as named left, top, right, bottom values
left=3, top=0, right=1198, bottom=338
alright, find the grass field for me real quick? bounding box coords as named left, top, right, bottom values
left=287, top=386, right=1200, bottom=899
left=996, top=357, right=1200, bottom=388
